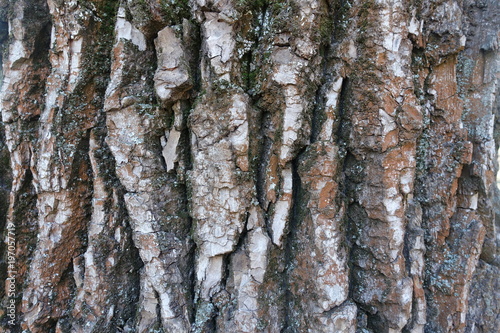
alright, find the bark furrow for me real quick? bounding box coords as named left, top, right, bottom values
left=0, top=0, right=498, bottom=332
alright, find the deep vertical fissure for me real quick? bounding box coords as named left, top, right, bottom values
left=184, top=21, right=203, bottom=324
left=334, top=76, right=367, bottom=326
left=256, top=121, right=273, bottom=211
left=281, top=151, right=306, bottom=333
left=154, top=290, right=165, bottom=331
left=0, top=122, right=12, bottom=294
left=94, top=104, right=144, bottom=328
left=4, top=168, right=37, bottom=331
left=310, top=49, right=330, bottom=144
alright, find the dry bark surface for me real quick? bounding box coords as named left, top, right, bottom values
left=0, top=0, right=499, bottom=332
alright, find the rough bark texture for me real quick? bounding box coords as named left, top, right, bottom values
left=0, top=0, right=499, bottom=332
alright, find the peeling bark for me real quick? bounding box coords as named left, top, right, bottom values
left=0, top=0, right=499, bottom=332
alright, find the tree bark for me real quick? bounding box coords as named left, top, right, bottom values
left=0, top=0, right=499, bottom=332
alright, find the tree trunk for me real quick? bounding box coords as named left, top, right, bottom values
left=0, top=0, right=499, bottom=332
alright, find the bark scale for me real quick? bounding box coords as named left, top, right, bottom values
left=0, top=0, right=498, bottom=332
